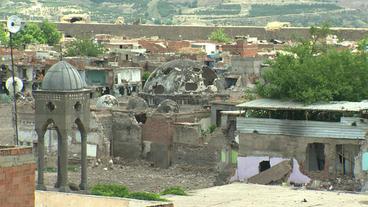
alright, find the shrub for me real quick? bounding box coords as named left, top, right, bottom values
left=127, top=192, right=167, bottom=201
left=91, top=184, right=129, bottom=197
left=208, top=125, right=216, bottom=133
left=142, top=71, right=151, bottom=82
left=160, top=186, right=187, bottom=196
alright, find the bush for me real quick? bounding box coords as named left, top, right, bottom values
left=142, top=71, right=151, bottom=82
left=91, top=184, right=129, bottom=197
left=209, top=28, right=232, bottom=43
left=160, top=186, right=187, bottom=196
left=127, top=192, right=167, bottom=201
left=208, top=125, right=216, bottom=133
left=90, top=184, right=167, bottom=201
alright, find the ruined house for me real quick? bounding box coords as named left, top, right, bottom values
left=140, top=59, right=228, bottom=106
left=232, top=98, right=368, bottom=184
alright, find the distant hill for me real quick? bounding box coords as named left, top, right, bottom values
left=1, top=0, right=368, bottom=28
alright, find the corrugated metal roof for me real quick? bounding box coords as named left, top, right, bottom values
left=237, top=117, right=367, bottom=140
left=236, top=98, right=368, bottom=112
left=221, top=110, right=245, bottom=115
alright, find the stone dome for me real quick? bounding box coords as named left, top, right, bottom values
left=143, top=59, right=218, bottom=95
left=42, top=61, right=86, bottom=91
left=96, top=95, right=118, bottom=109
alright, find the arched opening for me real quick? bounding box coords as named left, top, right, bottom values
left=36, top=119, right=63, bottom=190
left=74, top=118, right=88, bottom=190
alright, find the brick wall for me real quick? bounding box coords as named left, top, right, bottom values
left=142, top=114, right=174, bottom=145
left=0, top=146, right=35, bottom=207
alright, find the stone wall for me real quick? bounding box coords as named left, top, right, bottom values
left=0, top=104, right=15, bottom=145
left=140, top=93, right=229, bottom=106
left=112, top=112, right=142, bottom=160
left=56, top=23, right=368, bottom=41
left=0, top=146, right=35, bottom=207
left=142, top=113, right=174, bottom=168
left=172, top=128, right=226, bottom=167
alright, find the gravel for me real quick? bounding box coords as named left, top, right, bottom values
left=43, top=159, right=217, bottom=193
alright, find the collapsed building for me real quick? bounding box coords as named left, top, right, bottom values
left=140, top=59, right=228, bottom=105
left=11, top=59, right=233, bottom=175
left=229, top=98, right=368, bottom=186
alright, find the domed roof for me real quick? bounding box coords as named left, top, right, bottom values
left=96, top=95, right=118, bottom=109
left=143, top=59, right=218, bottom=95
left=42, top=61, right=86, bottom=91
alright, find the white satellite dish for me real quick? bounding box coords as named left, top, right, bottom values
left=6, top=77, right=23, bottom=95
left=7, top=15, right=24, bottom=34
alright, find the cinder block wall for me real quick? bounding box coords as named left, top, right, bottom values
left=0, top=146, right=35, bottom=207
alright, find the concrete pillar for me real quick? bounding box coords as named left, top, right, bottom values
left=325, top=143, right=336, bottom=176
left=79, top=131, right=87, bottom=190
left=36, top=129, right=46, bottom=190
left=58, top=130, right=70, bottom=192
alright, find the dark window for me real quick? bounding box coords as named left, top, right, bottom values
left=307, top=143, right=325, bottom=171
left=259, top=160, right=271, bottom=172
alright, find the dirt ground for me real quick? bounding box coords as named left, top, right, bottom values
left=43, top=159, right=217, bottom=193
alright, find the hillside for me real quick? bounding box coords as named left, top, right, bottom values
left=1, top=0, right=368, bottom=27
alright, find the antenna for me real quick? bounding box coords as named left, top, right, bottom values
left=5, top=77, right=23, bottom=95
left=7, top=16, right=24, bottom=34
left=7, top=15, right=24, bottom=146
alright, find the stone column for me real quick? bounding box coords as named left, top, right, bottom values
left=79, top=131, right=87, bottom=190
left=54, top=132, right=61, bottom=188
left=36, top=129, right=46, bottom=190
left=58, top=130, right=70, bottom=192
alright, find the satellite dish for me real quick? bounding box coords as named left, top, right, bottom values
left=7, top=15, right=24, bottom=34
left=6, top=77, right=23, bottom=95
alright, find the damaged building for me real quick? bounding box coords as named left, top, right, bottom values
left=231, top=98, right=368, bottom=185
left=140, top=59, right=228, bottom=106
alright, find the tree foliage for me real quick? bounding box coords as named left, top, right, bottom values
left=7, top=21, right=61, bottom=48
left=39, top=21, right=62, bottom=46
left=0, top=23, right=8, bottom=46
left=256, top=26, right=368, bottom=104
left=12, top=23, right=46, bottom=48
left=357, top=36, right=368, bottom=52
left=65, top=39, right=105, bottom=57
left=209, top=28, right=231, bottom=43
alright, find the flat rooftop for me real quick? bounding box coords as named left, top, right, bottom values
left=237, top=99, right=368, bottom=112
left=166, top=183, right=367, bottom=207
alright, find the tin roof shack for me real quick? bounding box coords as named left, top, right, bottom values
left=234, top=98, right=368, bottom=186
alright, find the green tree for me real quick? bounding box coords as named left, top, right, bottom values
left=209, top=28, right=231, bottom=43
left=39, top=21, right=62, bottom=46
left=65, top=39, right=105, bottom=57
left=0, top=23, right=8, bottom=46
left=11, top=23, right=46, bottom=49
left=256, top=33, right=368, bottom=104
left=357, top=36, right=368, bottom=52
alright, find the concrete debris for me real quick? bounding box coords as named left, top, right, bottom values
left=248, top=160, right=292, bottom=185
left=44, top=159, right=217, bottom=193
left=307, top=177, right=361, bottom=191
left=69, top=183, right=80, bottom=191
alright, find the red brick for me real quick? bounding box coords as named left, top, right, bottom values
left=0, top=147, right=35, bottom=207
